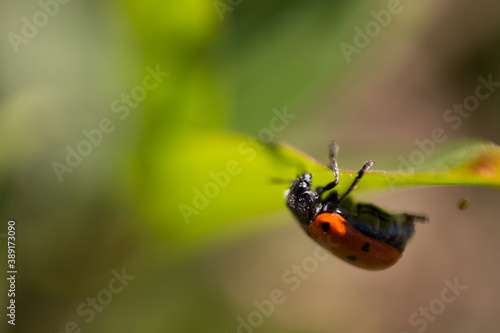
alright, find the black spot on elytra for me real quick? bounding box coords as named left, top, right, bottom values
left=321, top=222, right=330, bottom=232
left=346, top=255, right=357, bottom=261
left=361, top=243, right=370, bottom=252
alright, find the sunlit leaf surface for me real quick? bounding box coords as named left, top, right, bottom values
left=142, top=134, right=500, bottom=250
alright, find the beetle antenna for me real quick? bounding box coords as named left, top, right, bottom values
left=270, top=177, right=292, bottom=184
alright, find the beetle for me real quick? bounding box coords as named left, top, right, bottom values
left=285, top=142, right=427, bottom=270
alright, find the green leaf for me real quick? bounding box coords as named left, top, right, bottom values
left=141, top=134, right=500, bottom=251
left=360, top=139, right=500, bottom=189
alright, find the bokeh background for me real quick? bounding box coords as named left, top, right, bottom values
left=1, top=0, right=500, bottom=332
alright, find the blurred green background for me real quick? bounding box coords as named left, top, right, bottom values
left=1, top=0, right=500, bottom=332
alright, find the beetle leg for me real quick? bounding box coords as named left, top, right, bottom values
left=318, top=142, right=340, bottom=196
left=338, top=160, right=374, bottom=203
